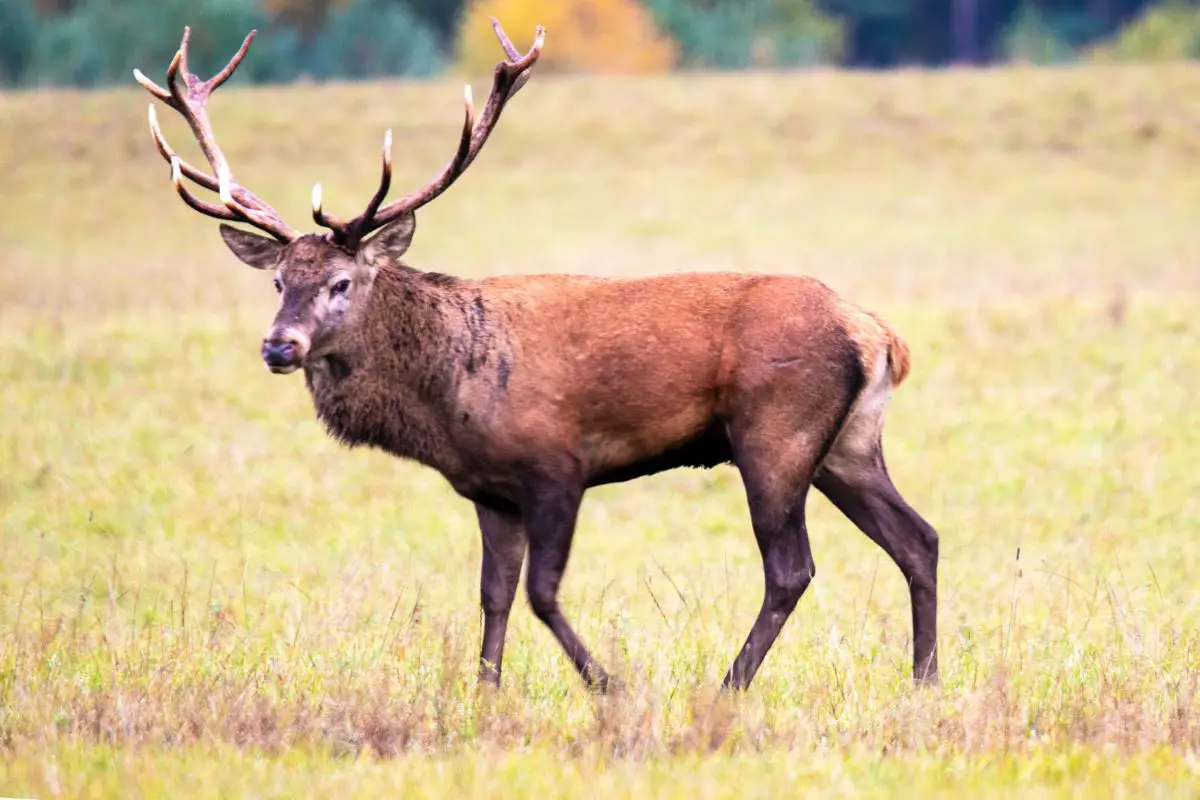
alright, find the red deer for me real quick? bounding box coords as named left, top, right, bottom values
left=134, top=20, right=939, bottom=693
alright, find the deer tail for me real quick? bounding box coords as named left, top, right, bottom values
left=880, top=317, right=911, bottom=388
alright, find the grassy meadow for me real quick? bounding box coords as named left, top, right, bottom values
left=3, top=60, right=1200, bottom=796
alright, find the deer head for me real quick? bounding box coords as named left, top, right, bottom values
left=135, top=20, right=545, bottom=374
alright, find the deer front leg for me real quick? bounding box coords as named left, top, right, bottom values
left=476, top=503, right=527, bottom=687
left=521, top=478, right=613, bottom=692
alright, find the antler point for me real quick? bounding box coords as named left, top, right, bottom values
left=218, top=172, right=234, bottom=206
left=147, top=104, right=157, bottom=123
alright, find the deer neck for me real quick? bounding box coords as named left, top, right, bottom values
left=302, top=263, right=470, bottom=473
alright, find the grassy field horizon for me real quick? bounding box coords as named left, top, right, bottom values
left=3, top=62, right=1200, bottom=797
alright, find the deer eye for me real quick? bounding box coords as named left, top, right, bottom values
left=331, top=279, right=351, bottom=296
left=273, top=277, right=282, bottom=294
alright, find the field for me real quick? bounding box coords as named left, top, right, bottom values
left=3, top=61, right=1200, bottom=797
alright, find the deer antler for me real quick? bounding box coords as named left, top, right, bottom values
left=134, top=28, right=300, bottom=243
left=312, top=18, right=546, bottom=247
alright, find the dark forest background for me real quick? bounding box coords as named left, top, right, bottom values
left=2, top=0, right=1199, bottom=88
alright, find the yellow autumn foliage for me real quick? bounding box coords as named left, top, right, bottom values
left=457, top=0, right=678, bottom=75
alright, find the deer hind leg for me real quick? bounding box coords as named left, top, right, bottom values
left=720, top=473, right=815, bottom=691
left=814, top=457, right=939, bottom=684
left=813, top=359, right=940, bottom=684
left=721, top=412, right=840, bottom=691
left=475, top=503, right=527, bottom=687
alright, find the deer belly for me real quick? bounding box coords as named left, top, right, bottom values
left=580, top=417, right=731, bottom=487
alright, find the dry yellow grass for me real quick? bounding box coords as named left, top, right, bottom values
left=2, top=61, right=1200, bottom=796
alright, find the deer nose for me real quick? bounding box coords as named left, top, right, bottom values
left=261, top=338, right=300, bottom=371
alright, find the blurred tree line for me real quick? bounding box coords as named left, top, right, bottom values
left=1, top=0, right=1198, bottom=88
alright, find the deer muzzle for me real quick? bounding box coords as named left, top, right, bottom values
left=261, top=328, right=309, bottom=374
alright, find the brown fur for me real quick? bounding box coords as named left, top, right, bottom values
left=216, top=221, right=940, bottom=693
left=273, top=239, right=870, bottom=500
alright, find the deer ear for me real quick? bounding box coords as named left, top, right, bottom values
left=360, top=212, right=416, bottom=265
left=219, top=224, right=282, bottom=270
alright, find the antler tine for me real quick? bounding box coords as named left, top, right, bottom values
left=490, top=17, right=541, bottom=95
left=133, top=61, right=173, bottom=103
left=311, top=182, right=354, bottom=232
left=343, top=86, right=475, bottom=244
left=135, top=27, right=300, bottom=243
left=461, top=21, right=545, bottom=170
left=164, top=146, right=298, bottom=243
left=333, top=21, right=544, bottom=245
left=209, top=30, right=258, bottom=92
left=490, top=16, right=524, bottom=60
left=175, top=26, right=191, bottom=87
left=169, top=156, right=241, bottom=221
left=311, top=128, right=394, bottom=240
left=147, top=104, right=217, bottom=191
left=356, top=128, right=395, bottom=233
left=147, top=99, right=273, bottom=213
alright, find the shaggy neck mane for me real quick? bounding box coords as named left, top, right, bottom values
left=302, top=261, right=475, bottom=472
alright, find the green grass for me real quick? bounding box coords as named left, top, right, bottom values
left=3, top=61, right=1200, bottom=797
